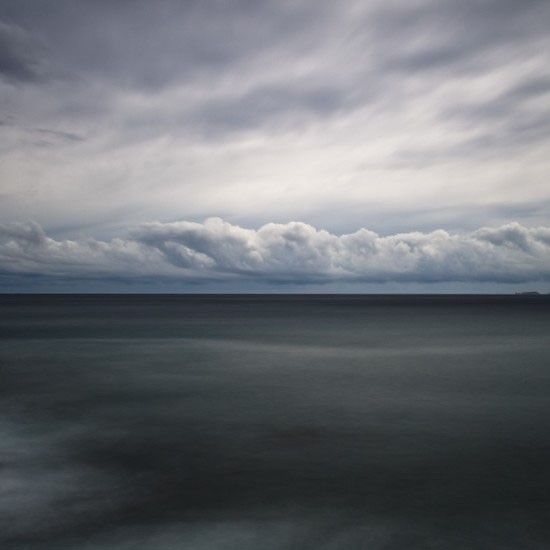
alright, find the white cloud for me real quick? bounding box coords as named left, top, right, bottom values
left=1, top=219, right=549, bottom=284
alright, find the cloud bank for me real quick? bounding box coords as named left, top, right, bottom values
left=1, top=219, right=549, bottom=285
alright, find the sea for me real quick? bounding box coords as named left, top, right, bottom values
left=1, top=294, right=550, bottom=549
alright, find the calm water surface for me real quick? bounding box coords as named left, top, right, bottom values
left=1, top=295, right=550, bottom=549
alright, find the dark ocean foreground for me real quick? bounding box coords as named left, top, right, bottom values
left=1, top=294, right=550, bottom=549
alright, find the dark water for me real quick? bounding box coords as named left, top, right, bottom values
left=1, top=294, right=550, bottom=549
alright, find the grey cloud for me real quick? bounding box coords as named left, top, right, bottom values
left=167, top=0, right=550, bottom=139
left=440, top=74, right=550, bottom=134
left=2, top=219, right=550, bottom=284
left=474, top=224, right=550, bottom=250
left=390, top=70, right=550, bottom=167
left=2, top=0, right=549, bottom=144
left=0, top=221, right=171, bottom=279
left=0, top=0, right=350, bottom=145
left=35, top=128, right=84, bottom=142
left=372, top=1, right=550, bottom=164
left=3, top=0, right=548, bottom=90
left=0, top=21, right=43, bottom=83
left=372, top=0, right=550, bottom=70
left=0, top=0, right=334, bottom=91
left=390, top=113, right=550, bottom=168
left=190, top=85, right=350, bottom=136
left=503, top=77, right=550, bottom=106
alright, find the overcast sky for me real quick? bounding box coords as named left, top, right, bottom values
left=1, top=0, right=549, bottom=292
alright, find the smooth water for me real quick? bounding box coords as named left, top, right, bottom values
left=1, top=295, right=550, bottom=549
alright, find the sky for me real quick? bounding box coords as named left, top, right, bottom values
left=1, top=0, right=549, bottom=292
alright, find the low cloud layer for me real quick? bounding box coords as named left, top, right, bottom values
left=1, top=219, right=549, bottom=285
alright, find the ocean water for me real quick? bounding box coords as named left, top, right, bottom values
left=1, top=294, right=550, bottom=549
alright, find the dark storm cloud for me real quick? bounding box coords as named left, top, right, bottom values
left=1, top=219, right=550, bottom=284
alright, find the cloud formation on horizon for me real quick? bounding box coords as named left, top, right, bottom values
left=1, top=219, right=549, bottom=285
